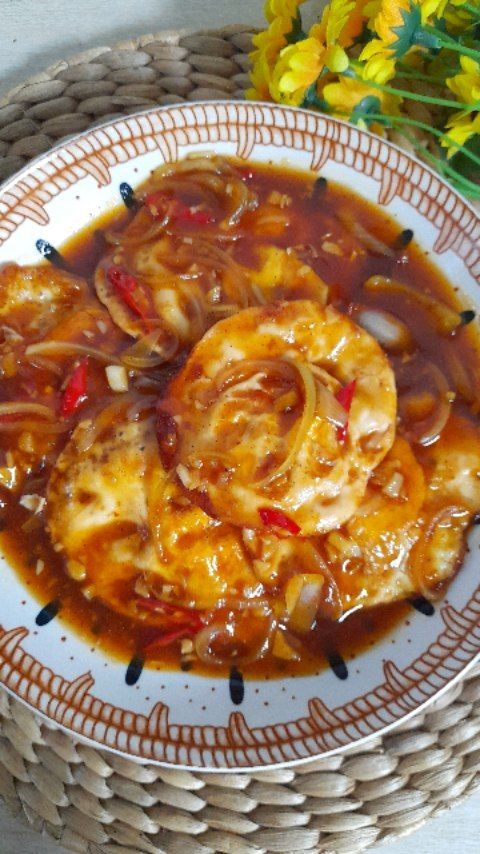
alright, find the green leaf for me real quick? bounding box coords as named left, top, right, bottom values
left=301, top=83, right=328, bottom=111
left=450, top=135, right=480, bottom=186
left=285, top=11, right=306, bottom=45
left=351, top=95, right=383, bottom=126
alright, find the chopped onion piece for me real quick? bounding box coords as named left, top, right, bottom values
left=353, top=307, right=414, bottom=352
left=105, top=365, right=129, bottom=392
left=285, top=574, right=324, bottom=634
left=19, top=493, right=46, bottom=514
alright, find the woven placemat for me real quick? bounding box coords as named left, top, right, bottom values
left=0, top=25, right=480, bottom=854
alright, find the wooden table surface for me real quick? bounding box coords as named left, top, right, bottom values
left=0, top=2, right=479, bottom=852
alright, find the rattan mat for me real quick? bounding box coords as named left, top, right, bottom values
left=0, top=24, right=480, bottom=854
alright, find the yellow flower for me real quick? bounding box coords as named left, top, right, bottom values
left=309, top=0, right=364, bottom=73
left=270, top=38, right=327, bottom=105
left=367, top=0, right=422, bottom=58
left=442, top=110, right=480, bottom=158
left=247, top=0, right=306, bottom=100
left=265, top=0, right=306, bottom=22
left=447, top=56, right=480, bottom=106
left=360, top=40, right=398, bottom=81
left=444, top=0, right=480, bottom=32
left=323, top=73, right=401, bottom=116
left=420, top=0, right=448, bottom=21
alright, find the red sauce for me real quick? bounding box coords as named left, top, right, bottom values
left=0, top=159, right=478, bottom=679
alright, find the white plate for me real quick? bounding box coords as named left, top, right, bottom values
left=0, top=101, right=479, bottom=770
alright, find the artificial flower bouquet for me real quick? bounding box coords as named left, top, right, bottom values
left=247, top=0, right=480, bottom=198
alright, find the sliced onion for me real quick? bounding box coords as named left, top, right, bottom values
left=25, top=342, right=120, bottom=365
left=214, top=358, right=295, bottom=396
left=26, top=355, right=63, bottom=376
left=315, top=380, right=348, bottom=429
left=409, top=505, right=470, bottom=601
left=120, top=329, right=178, bottom=369
left=0, top=402, right=55, bottom=419
left=338, top=210, right=394, bottom=257
left=397, top=358, right=452, bottom=446
left=364, top=276, right=462, bottom=335
left=257, top=359, right=317, bottom=486
left=176, top=283, right=207, bottom=338
left=285, top=575, right=325, bottom=634
left=73, top=398, right=134, bottom=452
left=194, top=608, right=274, bottom=666
left=152, top=154, right=257, bottom=228
left=352, top=306, right=414, bottom=352
left=250, top=284, right=268, bottom=305
left=445, top=341, right=479, bottom=405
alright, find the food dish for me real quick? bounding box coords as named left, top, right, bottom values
left=0, top=103, right=479, bottom=769
left=2, top=150, right=479, bottom=675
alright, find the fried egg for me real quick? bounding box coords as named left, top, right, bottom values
left=46, top=410, right=260, bottom=616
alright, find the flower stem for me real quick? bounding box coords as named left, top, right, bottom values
left=395, top=70, right=447, bottom=84
left=461, top=2, right=480, bottom=18
left=354, top=73, right=475, bottom=110
left=421, top=26, right=480, bottom=61
left=388, top=126, right=480, bottom=198
left=366, top=112, right=480, bottom=169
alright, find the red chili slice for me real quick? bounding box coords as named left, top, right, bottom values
left=60, top=357, right=88, bottom=417
left=106, top=265, right=153, bottom=332
left=335, top=379, right=356, bottom=443
left=143, top=625, right=196, bottom=653
left=136, top=597, right=204, bottom=631
left=177, top=206, right=215, bottom=225
left=144, top=191, right=172, bottom=220
left=259, top=507, right=300, bottom=536
left=144, top=192, right=214, bottom=225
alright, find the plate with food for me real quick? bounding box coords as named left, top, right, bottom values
left=0, top=101, right=479, bottom=769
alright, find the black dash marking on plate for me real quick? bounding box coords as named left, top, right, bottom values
left=327, top=651, right=348, bottom=681
left=459, top=309, right=476, bottom=326
left=35, top=239, right=71, bottom=271
left=120, top=182, right=138, bottom=211
left=394, top=228, right=414, bottom=250
left=35, top=599, right=60, bottom=627
left=229, top=666, right=245, bottom=705
left=125, top=656, right=144, bottom=686
left=409, top=596, right=435, bottom=617
left=312, top=176, right=328, bottom=202
left=472, top=512, right=480, bottom=525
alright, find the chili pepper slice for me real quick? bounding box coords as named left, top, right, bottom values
left=60, top=357, right=88, bottom=417
left=143, top=625, right=196, bottom=653
left=136, top=597, right=204, bottom=631
left=144, top=192, right=214, bottom=225
left=335, top=379, right=356, bottom=443
left=144, top=191, right=172, bottom=220
left=106, top=265, right=153, bottom=332
left=177, top=206, right=215, bottom=225
left=259, top=507, right=300, bottom=536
